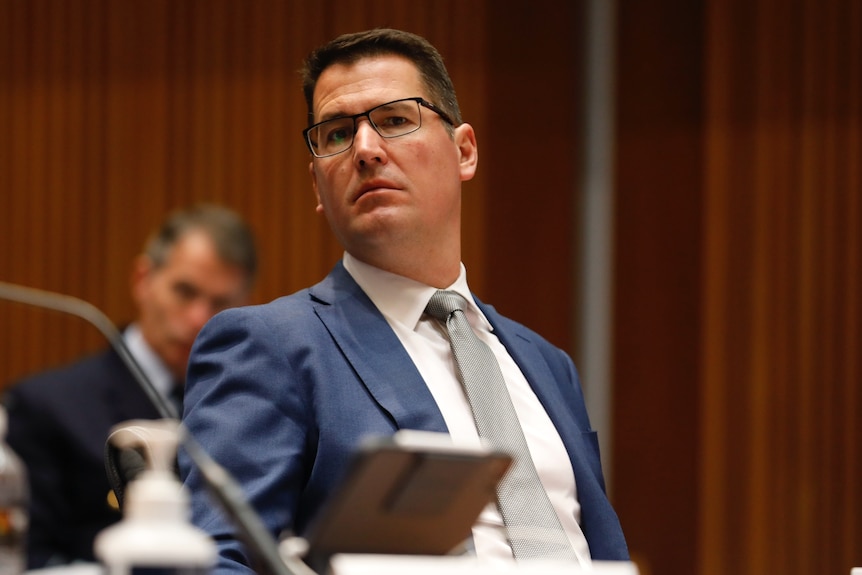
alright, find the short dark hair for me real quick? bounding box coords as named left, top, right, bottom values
left=144, top=204, right=258, bottom=287
left=301, top=28, right=462, bottom=129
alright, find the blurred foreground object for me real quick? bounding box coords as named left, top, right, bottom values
left=0, top=405, right=27, bottom=575
left=95, top=420, right=216, bottom=575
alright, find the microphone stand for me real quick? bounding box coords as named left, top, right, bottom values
left=0, top=281, right=314, bottom=575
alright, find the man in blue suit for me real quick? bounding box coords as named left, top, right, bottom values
left=180, top=28, right=628, bottom=575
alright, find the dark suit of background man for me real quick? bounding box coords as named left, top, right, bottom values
left=4, top=204, right=258, bottom=569
left=180, top=28, right=629, bottom=575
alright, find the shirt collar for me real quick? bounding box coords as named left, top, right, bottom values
left=122, top=323, right=174, bottom=398
left=342, top=252, right=492, bottom=332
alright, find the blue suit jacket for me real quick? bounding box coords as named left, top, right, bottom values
left=4, top=348, right=162, bottom=568
left=180, top=262, right=628, bottom=574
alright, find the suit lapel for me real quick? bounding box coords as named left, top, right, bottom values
left=479, top=301, right=628, bottom=555
left=480, top=304, right=581, bottom=444
left=478, top=302, right=602, bottom=489
left=311, top=264, right=449, bottom=434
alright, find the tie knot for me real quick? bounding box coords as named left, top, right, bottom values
left=425, top=290, right=469, bottom=322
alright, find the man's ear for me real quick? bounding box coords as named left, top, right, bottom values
left=309, top=160, right=325, bottom=215
left=454, top=123, right=478, bottom=182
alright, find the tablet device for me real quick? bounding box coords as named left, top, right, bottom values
left=302, top=431, right=512, bottom=565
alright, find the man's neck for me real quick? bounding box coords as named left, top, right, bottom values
left=346, top=251, right=460, bottom=288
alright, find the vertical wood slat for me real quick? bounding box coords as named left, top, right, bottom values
left=484, top=1, right=580, bottom=350
left=699, top=0, right=732, bottom=570
left=841, top=4, right=861, bottom=567
left=612, top=2, right=705, bottom=575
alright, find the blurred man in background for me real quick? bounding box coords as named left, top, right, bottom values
left=3, top=203, right=258, bottom=569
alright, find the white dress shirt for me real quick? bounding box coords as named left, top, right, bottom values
left=123, top=323, right=175, bottom=404
left=342, top=253, right=591, bottom=566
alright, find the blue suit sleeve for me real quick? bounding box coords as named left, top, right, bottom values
left=179, top=306, right=311, bottom=575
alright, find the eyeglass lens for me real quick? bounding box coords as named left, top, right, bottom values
left=307, top=99, right=423, bottom=157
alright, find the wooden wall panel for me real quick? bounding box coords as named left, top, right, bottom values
left=485, top=1, right=583, bottom=351
left=700, top=1, right=862, bottom=574
left=612, top=1, right=705, bottom=574
left=1, top=0, right=118, bottom=377
left=614, top=0, right=862, bottom=574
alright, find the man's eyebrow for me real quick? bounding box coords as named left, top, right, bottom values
left=315, top=107, right=353, bottom=123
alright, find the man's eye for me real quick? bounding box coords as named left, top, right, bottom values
left=324, top=124, right=353, bottom=145
left=377, top=114, right=415, bottom=131
left=173, top=283, right=197, bottom=301
left=379, top=115, right=409, bottom=127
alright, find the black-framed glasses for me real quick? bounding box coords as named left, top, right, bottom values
left=303, top=97, right=455, bottom=158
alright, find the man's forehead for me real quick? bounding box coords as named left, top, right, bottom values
left=312, top=55, right=424, bottom=117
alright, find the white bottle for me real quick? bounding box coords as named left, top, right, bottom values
left=94, top=420, right=216, bottom=575
left=0, top=406, right=27, bottom=575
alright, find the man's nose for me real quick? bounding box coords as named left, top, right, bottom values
left=187, top=299, right=216, bottom=331
left=352, top=120, right=387, bottom=165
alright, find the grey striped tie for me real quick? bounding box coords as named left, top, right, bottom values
left=425, top=290, right=577, bottom=560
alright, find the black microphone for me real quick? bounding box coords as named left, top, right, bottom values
left=0, top=281, right=313, bottom=575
